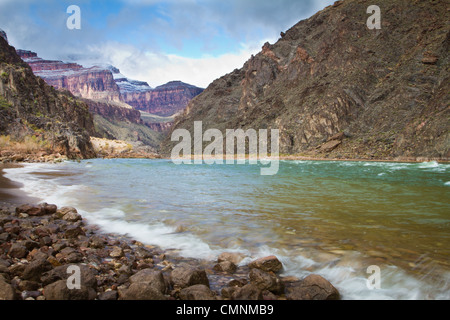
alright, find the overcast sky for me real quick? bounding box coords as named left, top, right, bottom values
left=0, top=0, right=335, bottom=88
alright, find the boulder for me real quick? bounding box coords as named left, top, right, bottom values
left=62, top=211, right=82, bottom=223
left=249, top=268, right=284, bottom=294
left=328, top=132, right=345, bottom=142
left=41, top=203, right=57, bottom=215
left=9, top=243, right=28, bottom=259
left=15, top=204, right=43, bottom=217
left=286, top=274, right=340, bottom=300
left=213, top=261, right=237, bottom=274
left=231, top=283, right=263, bottom=300
left=56, top=247, right=83, bottom=263
left=171, top=263, right=209, bottom=289
left=221, top=286, right=238, bottom=299
left=0, top=233, right=11, bottom=243
left=55, top=207, right=78, bottom=219
left=17, top=280, right=39, bottom=291
left=118, top=282, right=167, bottom=300
left=8, top=263, right=26, bottom=277
left=64, top=225, right=85, bottom=239
left=43, top=280, right=96, bottom=300
left=33, top=227, right=49, bottom=238
left=22, top=258, right=52, bottom=282
left=23, top=239, right=40, bottom=251
left=0, top=264, right=9, bottom=274
left=98, top=290, right=118, bottom=300
left=217, top=252, right=246, bottom=265
left=0, top=216, right=13, bottom=227
left=179, top=284, right=216, bottom=300
left=320, top=140, right=342, bottom=152
left=52, top=240, right=69, bottom=252
left=129, top=269, right=166, bottom=294
left=41, top=264, right=97, bottom=288
left=89, top=236, right=106, bottom=249
left=0, top=277, right=16, bottom=300
left=248, top=256, right=283, bottom=273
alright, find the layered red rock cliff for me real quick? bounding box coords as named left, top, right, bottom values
left=16, top=50, right=203, bottom=118
left=17, top=50, right=121, bottom=102
left=120, top=80, right=204, bottom=117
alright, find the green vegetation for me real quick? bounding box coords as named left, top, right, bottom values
left=0, top=134, right=50, bottom=153
left=0, top=135, right=11, bottom=147
left=0, top=95, right=12, bottom=109
left=22, top=135, right=48, bottom=152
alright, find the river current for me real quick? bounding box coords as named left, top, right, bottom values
left=4, top=159, right=449, bottom=299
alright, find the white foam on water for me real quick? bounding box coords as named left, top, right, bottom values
left=79, top=207, right=227, bottom=260
left=4, top=161, right=449, bottom=300
left=418, top=161, right=440, bottom=168
left=445, top=181, right=450, bottom=186
left=3, top=162, right=84, bottom=206
left=290, top=160, right=314, bottom=165
left=231, top=245, right=450, bottom=300
left=3, top=163, right=226, bottom=261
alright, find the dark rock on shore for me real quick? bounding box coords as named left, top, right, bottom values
left=179, top=284, right=216, bottom=300
left=9, top=243, right=28, bottom=259
left=171, top=263, right=210, bottom=289
left=0, top=274, right=16, bottom=300
left=44, top=280, right=97, bottom=300
left=118, top=282, right=168, bottom=300
left=286, top=274, right=340, bottom=300
left=249, top=268, right=284, bottom=295
left=0, top=202, right=341, bottom=300
left=213, top=261, right=237, bottom=274
left=231, top=283, right=263, bottom=300
left=129, top=269, right=167, bottom=294
left=217, top=252, right=246, bottom=265
left=248, top=256, right=283, bottom=273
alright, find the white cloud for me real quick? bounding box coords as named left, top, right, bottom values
left=1, top=0, right=336, bottom=88
left=85, top=39, right=271, bottom=88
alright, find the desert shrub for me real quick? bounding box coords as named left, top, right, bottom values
left=0, top=135, right=11, bottom=147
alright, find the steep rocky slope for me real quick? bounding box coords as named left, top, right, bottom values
left=162, top=0, right=449, bottom=160
left=83, top=99, right=143, bottom=124
left=0, top=35, right=95, bottom=159
left=81, top=98, right=162, bottom=150
left=0, top=29, right=7, bottom=42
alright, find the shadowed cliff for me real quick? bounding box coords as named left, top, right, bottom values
left=0, top=34, right=96, bottom=159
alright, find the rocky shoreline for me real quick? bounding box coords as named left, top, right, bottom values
left=0, top=202, right=340, bottom=300
left=0, top=148, right=161, bottom=165
left=1, top=147, right=449, bottom=165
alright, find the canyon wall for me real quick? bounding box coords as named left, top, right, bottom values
left=162, top=0, right=449, bottom=160
left=0, top=36, right=95, bottom=159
